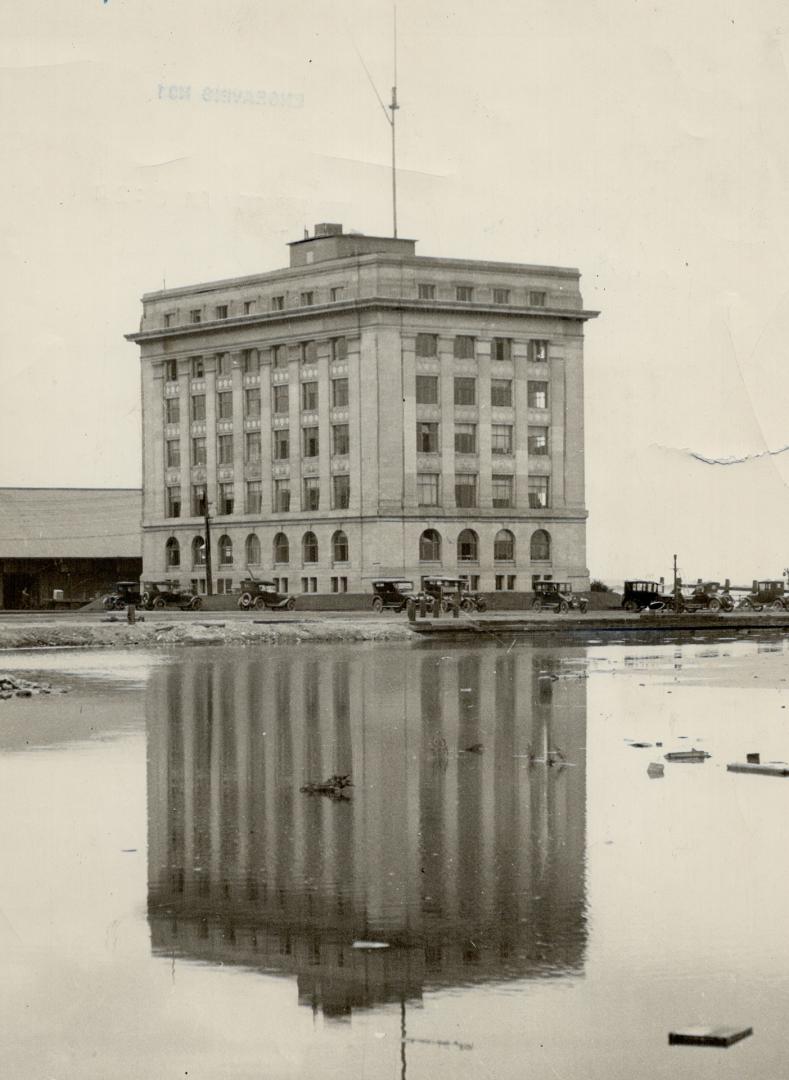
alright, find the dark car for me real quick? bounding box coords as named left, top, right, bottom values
left=141, top=581, right=202, bottom=611
left=103, top=581, right=143, bottom=610
left=419, top=576, right=487, bottom=613
left=679, top=581, right=734, bottom=613
left=531, top=581, right=588, bottom=614
left=622, top=580, right=664, bottom=612
left=738, top=580, right=787, bottom=611
left=238, top=580, right=296, bottom=611
left=371, top=578, right=414, bottom=613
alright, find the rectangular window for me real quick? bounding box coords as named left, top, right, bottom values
left=303, top=477, right=320, bottom=511
left=165, top=358, right=178, bottom=381
left=302, top=427, right=319, bottom=457
left=191, top=394, right=206, bottom=421
left=530, top=340, right=549, bottom=362
left=246, top=430, right=261, bottom=463
left=215, top=352, right=231, bottom=376
left=330, top=286, right=344, bottom=302
left=274, top=479, right=290, bottom=512
left=246, top=480, right=262, bottom=514
left=192, top=436, right=206, bottom=465
left=528, top=381, right=549, bottom=409
left=164, top=313, right=174, bottom=328
left=528, top=476, right=550, bottom=508
left=166, top=439, right=180, bottom=468
left=219, top=482, right=234, bottom=515
left=456, top=285, right=473, bottom=302
left=217, top=391, right=233, bottom=419
left=331, top=576, right=349, bottom=593
left=167, top=486, right=181, bottom=519
left=529, top=291, right=547, bottom=307
left=455, top=474, right=478, bottom=508
left=300, top=291, right=314, bottom=306
left=417, top=422, right=439, bottom=453
left=454, top=335, right=475, bottom=359
left=528, top=427, right=549, bottom=455
left=454, top=377, right=476, bottom=405
left=492, top=338, right=512, bottom=362
left=216, top=578, right=233, bottom=595
left=273, top=429, right=289, bottom=460
left=492, top=475, right=513, bottom=508
left=215, top=304, right=228, bottom=320
left=272, top=344, right=288, bottom=369
left=454, top=423, right=476, bottom=454
left=331, top=337, right=347, bottom=362
left=242, top=349, right=259, bottom=374
left=302, top=382, right=318, bottom=411
left=272, top=295, right=285, bottom=311
left=191, top=356, right=204, bottom=379
left=245, top=387, right=261, bottom=418
left=508, top=574, right=516, bottom=590
left=417, top=473, right=439, bottom=507
left=491, top=379, right=512, bottom=407
left=332, top=423, right=349, bottom=456
left=493, top=288, right=510, bottom=304
left=217, top=434, right=233, bottom=465
left=190, top=309, right=201, bottom=324
left=192, top=485, right=207, bottom=516
left=415, top=333, right=438, bottom=357
left=416, top=374, right=439, bottom=404
left=418, top=283, right=435, bottom=299
left=273, top=385, right=289, bottom=414
left=243, top=300, right=254, bottom=315
left=165, top=398, right=180, bottom=424
left=492, top=424, right=513, bottom=455
left=301, top=340, right=318, bottom=364
left=332, top=473, right=350, bottom=509
left=332, top=378, right=349, bottom=407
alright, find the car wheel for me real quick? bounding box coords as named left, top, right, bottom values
left=372, top=596, right=384, bottom=614
left=739, top=597, right=752, bottom=610
left=579, top=600, right=589, bottom=613
left=103, top=596, right=114, bottom=610
left=253, top=595, right=266, bottom=610
left=440, top=599, right=451, bottom=613
left=152, top=597, right=166, bottom=609
left=709, top=597, right=722, bottom=612
left=286, top=597, right=296, bottom=611
left=623, top=600, right=638, bottom=612
left=476, top=599, right=487, bottom=613
left=460, top=598, right=473, bottom=612
left=532, top=599, right=543, bottom=612
left=772, top=599, right=785, bottom=611
left=239, top=592, right=253, bottom=609
left=559, top=600, right=569, bottom=614
left=141, top=593, right=151, bottom=609
left=190, top=596, right=202, bottom=610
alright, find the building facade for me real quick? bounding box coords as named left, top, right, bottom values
left=127, top=225, right=597, bottom=595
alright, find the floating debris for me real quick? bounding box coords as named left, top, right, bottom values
left=461, top=743, right=484, bottom=754
left=352, top=940, right=390, bottom=950
left=628, top=741, right=653, bottom=749
left=664, top=749, right=710, bottom=763
left=727, top=762, right=789, bottom=777
left=300, top=774, right=353, bottom=799
left=668, top=1024, right=752, bottom=1047
left=647, top=762, right=665, bottom=778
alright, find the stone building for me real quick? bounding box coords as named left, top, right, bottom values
left=127, top=224, right=597, bottom=595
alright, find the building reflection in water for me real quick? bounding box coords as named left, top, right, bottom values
left=147, top=646, right=587, bottom=1020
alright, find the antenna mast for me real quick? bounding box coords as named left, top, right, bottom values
left=390, top=5, right=399, bottom=238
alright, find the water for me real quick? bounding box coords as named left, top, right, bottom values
left=1, top=638, right=788, bottom=1078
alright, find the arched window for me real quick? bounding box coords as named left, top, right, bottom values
left=332, top=530, right=349, bottom=564
left=218, top=535, right=233, bottom=566
left=419, top=528, right=441, bottom=562
left=165, top=537, right=180, bottom=568
left=302, top=531, right=319, bottom=564
left=530, top=529, right=551, bottom=562
left=457, top=529, right=478, bottom=562
left=245, top=534, right=261, bottom=566
left=192, top=536, right=206, bottom=567
left=273, top=532, right=289, bottom=564
left=494, top=529, right=515, bottom=562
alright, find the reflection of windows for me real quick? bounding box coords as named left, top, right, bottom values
left=271, top=295, right=285, bottom=311
left=273, top=429, right=289, bottom=460
left=191, top=437, right=206, bottom=466
left=246, top=481, right=262, bottom=514
left=453, top=335, right=475, bottom=359
left=528, top=381, right=548, bottom=409
left=301, top=382, right=318, bottom=411
left=491, top=379, right=512, bottom=407
left=190, top=309, right=202, bottom=324
left=528, top=427, right=549, bottom=455
left=330, top=286, right=344, bottom=302
left=455, top=474, right=477, bottom=508
left=165, top=358, right=177, bottom=381
left=300, top=340, right=317, bottom=364
left=417, top=473, right=439, bottom=506
left=495, top=574, right=517, bottom=590
left=528, top=477, right=550, bottom=509
left=242, top=350, right=259, bottom=374
left=246, top=431, right=261, bottom=464
left=332, top=378, right=348, bottom=407
left=217, top=352, right=232, bottom=375
left=415, top=333, right=438, bottom=357
left=492, top=424, right=513, bottom=455
left=416, top=375, right=438, bottom=404
left=274, top=480, right=290, bottom=512
left=492, top=338, right=511, bottom=362
left=272, top=345, right=288, bottom=369
left=217, top=434, right=233, bottom=465
left=529, top=292, right=547, bottom=308
left=417, top=422, right=439, bottom=453
left=273, top=385, right=289, bottom=414
left=246, top=534, right=261, bottom=564
left=454, top=377, right=476, bottom=405
left=419, top=529, right=441, bottom=561
left=332, top=424, right=349, bottom=456
left=494, top=529, right=515, bottom=561
left=218, top=535, right=233, bottom=565
left=165, top=398, right=180, bottom=424
left=192, top=536, right=206, bottom=565
left=492, top=475, right=513, bottom=508
left=192, top=486, right=206, bottom=516
left=303, top=477, right=320, bottom=511
left=454, top=423, right=476, bottom=454
left=300, top=291, right=314, bottom=307
left=215, top=305, right=228, bottom=320
left=332, top=474, right=350, bottom=509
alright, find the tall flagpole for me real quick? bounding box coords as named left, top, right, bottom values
left=389, top=5, right=399, bottom=237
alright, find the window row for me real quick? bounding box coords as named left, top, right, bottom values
left=416, top=284, right=547, bottom=307
left=414, top=474, right=549, bottom=509
left=414, top=335, right=549, bottom=361
left=416, top=378, right=548, bottom=409
left=164, top=425, right=351, bottom=470
left=164, top=378, right=351, bottom=425
left=418, top=528, right=551, bottom=563
left=415, top=422, right=548, bottom=457
left=164, top=340, right=349, bottom=383
left=165, top=531, right=350, bottom=569
left=166, top=475, right=352, bottom=518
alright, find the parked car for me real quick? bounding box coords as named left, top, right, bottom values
left=738, top=580, right=787, bottom=611
left=531, top=581, right=588, bottom=614
left=371, top=578, right=414, bottom=613
left=141, top=581, right=202, bottom=611
left=678, top=581, right=734, bottom=613
left=237, top=580, right=296, bottom=611
left=103, top=581, right=143, bottom=610
left=419, top=576, right=487, bottom=613
left=621, top=580, right=665, bottom=612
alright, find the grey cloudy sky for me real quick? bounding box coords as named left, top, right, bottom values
left=2, top=0, right=788, bottom=584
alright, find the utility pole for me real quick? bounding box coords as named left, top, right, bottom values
left=202, top=492, right=213, bottom=596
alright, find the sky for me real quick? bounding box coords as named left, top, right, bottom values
left=1, top=0, right=788, bottom=585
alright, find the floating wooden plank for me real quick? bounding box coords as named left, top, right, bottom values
left=669, top=1025, right=753, bottom=1047
left=727, top=762, right=789, bottom=777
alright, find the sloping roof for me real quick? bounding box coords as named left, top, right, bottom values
left=0, top=488, right=141, bottom=559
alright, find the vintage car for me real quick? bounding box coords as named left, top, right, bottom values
left=621, top=580, right=665, bottom=612
left=102, top=581, right=143, bottom=610
left=531, top=581, right=588, bottom=614
left=738, top=580, right=787, bottom=611
left=418, top=576, right=487, bottom=613
left=370, top=578, right=414, bottom=613
left=237, top=580, right=296, bottom=611
left=141, top=581, right=202, bottom=611
left=677, top=581, right=734, bottom=613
